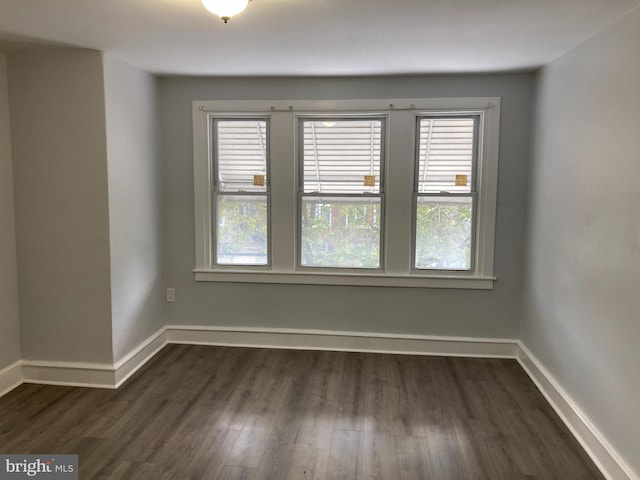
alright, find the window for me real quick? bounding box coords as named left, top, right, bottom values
left=212, top=118, right=269, bottom=266
left=299, top=117, right=385, bottom=269
left=193, top=98, right=500, bottom=289
left=414, top=116, right=477, bottom=271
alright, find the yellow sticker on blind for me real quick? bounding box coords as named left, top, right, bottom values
left=253, top=174, right=265, bottom=187
left=364, top=175, right=376, bottom=187
left=455, top=175, right=468, bottom=187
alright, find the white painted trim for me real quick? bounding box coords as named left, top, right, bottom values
left=22, top=359, right=113, bottom=370
left=194, top=270, right=495, bottom=289
left=3, top=327, right=513, bottom=394
left=194, top=98, right=498, bottom=113
left=113, top=327, right=168, bottom=387
left=4, top=327, right=515, bottom=393
left=0, top=360, right=23, bottom=397
left=22, top=361, right=116, bottom=389
left=166, top=325, right=517, bottom=358
left=15, top=327, right=169, bottom=391
left=516, top=341, right=638, bottom=480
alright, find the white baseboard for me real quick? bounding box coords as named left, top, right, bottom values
left=2, top=327, right=515, bottom=396
left=22, top=359, right=117, bottom=389
left=0, top=360, right=23, bottom=397
left=165, top=325, right=517, bottom=358
left=0, top=330, right=538, bottom=393
left=516, top=341, right=638, bottom=480
left=15, top=326, right=168, bottom=391
left=114, top=328, right=168, bottom=388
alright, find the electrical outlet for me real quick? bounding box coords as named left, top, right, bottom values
left=166, top=288, right=176, bottom=303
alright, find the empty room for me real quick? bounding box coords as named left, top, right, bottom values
left=0, top=0, right=639, bottom=479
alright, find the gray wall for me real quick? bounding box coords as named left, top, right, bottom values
left=103, top=54, right=165, bottom=363
left=523, top=7, right=640, bottom=475
left=160, top=74, right=533, bottom=338
left=8, top=50, right=113, bottom=363
left=0, top=53, right=21, bottom=369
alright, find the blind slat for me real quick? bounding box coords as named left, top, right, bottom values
left=216, top=120, right=268, bottom=192
left=418, top=118, right=475, bottom=193
left=302, top=119, right=383, bottom=194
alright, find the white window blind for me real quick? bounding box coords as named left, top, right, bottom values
left=216, top=119, right=267, bottom=192
left=302, top=119, right=382, bottom=194
left=417, top=118, right=475, bottom=194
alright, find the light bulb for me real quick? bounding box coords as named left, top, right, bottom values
left=201, top=0, right=250, bottom=23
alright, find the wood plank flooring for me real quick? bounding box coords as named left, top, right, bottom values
left=0, top=345, right=604, bottom=479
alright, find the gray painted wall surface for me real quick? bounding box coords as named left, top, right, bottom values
left=0, top=53, right=21, bottom=369
left=8, top=50, right=113, bottom=363
left=523, top=7, right=640, bottom=475
left=104, top=54, right=165, bottom=363
left=160, top=74, right=533, bottom=338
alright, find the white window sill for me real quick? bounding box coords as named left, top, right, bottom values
left=193, top=269, right=495, bottom=290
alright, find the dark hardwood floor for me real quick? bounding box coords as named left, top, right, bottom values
left=0, top=345, right=604, bottom=479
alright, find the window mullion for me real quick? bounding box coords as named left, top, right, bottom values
left=269, top=111, right=296, bottom=272
left=385, top=110, right=415, bottom=275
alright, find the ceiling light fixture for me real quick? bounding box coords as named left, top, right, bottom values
left=201, top=0, right=251, bottom=23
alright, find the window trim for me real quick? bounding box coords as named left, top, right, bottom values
left=192, top=98, right=500, bottom=289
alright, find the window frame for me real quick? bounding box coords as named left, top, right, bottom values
left=411, top=113, right=481, bottom=273
left=210, top=115, right=272, bottom=270
left=192, top=98, right=500, bottom=289
left=296, top=114, right=388, bottom=272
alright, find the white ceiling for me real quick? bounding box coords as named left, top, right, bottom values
left=0, top=0, right=639, bottom=76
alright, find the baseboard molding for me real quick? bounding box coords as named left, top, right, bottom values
left=516, top=341, right=638, bottom=480
left=15, top=326, right=168, bottom=391
left=22, top=359, right=117, bottom=389
left=0, top=360, right=23, bottom=397
left=165, top=325, right=517, bottom=358
left=114, top=327, right=168, bottom=388
left=2, top=327, right=515, bottom=396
